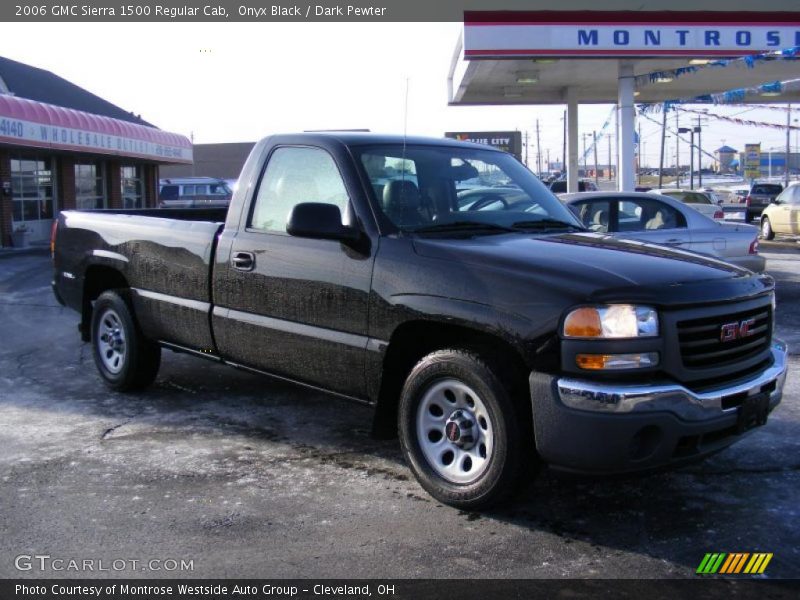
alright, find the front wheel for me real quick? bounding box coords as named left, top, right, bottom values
left=761, top=217, right=775, bottom=240
left=91, top=290, right=161, bottom=391
left=398, top=349, right=532, bottom=509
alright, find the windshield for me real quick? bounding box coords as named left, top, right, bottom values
left=356, top=144, right=582, bottom=235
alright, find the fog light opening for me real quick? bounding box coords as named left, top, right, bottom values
left=629, top=425, right=663, bottom=462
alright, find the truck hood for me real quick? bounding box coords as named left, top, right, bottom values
left=412, top=232, right=773, bottom=306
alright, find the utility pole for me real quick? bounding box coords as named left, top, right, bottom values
left=679, top=127, right=694, bottom=189
left=593, top=130, right=599, bottom=185
left=546, top=148, right=551, bottom=174
left=608, top=133, right=612, bottom=180
left=637, top=122, right=642, bottom=185
left=697, top=115, right=703, bottom=187
left=561, top=110, right=567, bottom=178
left=582, top=133, right=588, bottom=177
left=524, top=131, right=529, bottom=168
left=658, top=107, right=667, bottom=188
left=614, top=109, right=619, bottom=185
left=535, top=119, right=542, bottom=176
left=675, top=112, right=681, bottom=187
left=786, top=104, right=792, bottom=188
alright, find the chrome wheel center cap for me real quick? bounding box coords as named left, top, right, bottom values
left=444, top=409, right=477, bottom=450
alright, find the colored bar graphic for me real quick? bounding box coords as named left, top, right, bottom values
left=697, top=553, right=727, bottom=574
left=744, top=553, right=773, bottom=574
left=698, top=552, right=773, bottom=575
left=720, top=553, right=749, bottom=574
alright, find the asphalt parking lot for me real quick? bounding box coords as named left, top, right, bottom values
left=0, top=246, right=798, bottom=579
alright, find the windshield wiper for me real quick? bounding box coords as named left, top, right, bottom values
left=409, top=221, right=518, bottom=235
left=511, top=219, right=586, bottom=232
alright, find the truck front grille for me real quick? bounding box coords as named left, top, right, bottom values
left=677, top=306, right=771, bottom=369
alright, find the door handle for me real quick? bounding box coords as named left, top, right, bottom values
left=665, top=238, right=683, bottom=244
left=231, top=251, right=255, bottom=271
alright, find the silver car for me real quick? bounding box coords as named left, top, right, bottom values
left=561, top=191, right=765, bottom=272
left=651, top=189, right=725, bottom=220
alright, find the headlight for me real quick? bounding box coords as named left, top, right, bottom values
left=563, top=305, right=658, bottom=339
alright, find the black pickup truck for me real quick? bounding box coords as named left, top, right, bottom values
left=52, top=133, right=788, bottom=509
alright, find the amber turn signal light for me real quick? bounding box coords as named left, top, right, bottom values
left=576, top=353, right=659, bottom=370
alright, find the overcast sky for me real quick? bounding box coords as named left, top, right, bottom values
left=0, top=22, right=796, bottom=169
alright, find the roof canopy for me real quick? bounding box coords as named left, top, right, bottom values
left=450, top=9, right=800, bottom=105
left=0, top=94, right=192, bottom=164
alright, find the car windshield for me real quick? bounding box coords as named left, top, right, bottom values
left=356, top=145, right=582, bottom=235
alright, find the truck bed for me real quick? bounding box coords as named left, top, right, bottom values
left=54, top=208, right=227, bottom=354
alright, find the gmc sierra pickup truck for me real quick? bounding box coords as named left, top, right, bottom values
left=52, top=133, right=788, bottom=509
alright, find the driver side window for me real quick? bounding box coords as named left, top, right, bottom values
left=250, top=147, right=349, bottom=233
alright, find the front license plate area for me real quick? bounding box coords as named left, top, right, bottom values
left=737, top=393, right=769, bottom=433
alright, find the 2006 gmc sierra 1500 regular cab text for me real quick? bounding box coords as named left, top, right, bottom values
left=52, top=133, right=788, bottom=509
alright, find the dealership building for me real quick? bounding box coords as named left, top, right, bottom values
left=0, top=56, right=192, bottom=247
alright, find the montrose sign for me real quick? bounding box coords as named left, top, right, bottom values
left=463, top=11, right=800, bottom=58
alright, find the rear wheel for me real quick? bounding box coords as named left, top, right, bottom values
left=761, top=216, right=775, bottom=240
left=398, top=349, right=533, bottom=509
left=91, top=290, right=160, bottom=391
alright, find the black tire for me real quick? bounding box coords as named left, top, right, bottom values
left=761, top=217, right=775, bottom=240
left=398, top=349, right=534, bottom=509
left=91, top=290, right=161, bottom=391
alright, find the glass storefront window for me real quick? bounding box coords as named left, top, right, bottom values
left=121, top=165, right=144, bottom=208
left=75, top=162, right=107, bottom=209
left=11, top=157, right=55, bottom=222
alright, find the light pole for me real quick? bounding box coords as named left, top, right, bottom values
left=582, top=133, right=590, bottom=177
left=678, top=127, right=693, bottom=189
left=794, top=118, right=798, bottom=178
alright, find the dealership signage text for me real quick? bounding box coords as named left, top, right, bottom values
left=464, top=24, right=800, bottom=57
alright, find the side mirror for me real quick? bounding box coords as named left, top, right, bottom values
left=287, top=202, right=359, bottom=242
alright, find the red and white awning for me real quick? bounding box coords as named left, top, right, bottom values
left=0, top=94, right=192, bottom=164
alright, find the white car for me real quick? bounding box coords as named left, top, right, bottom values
left=652, top=189, right=725, bottom=220
left=562, top=191, right=765, bottom=272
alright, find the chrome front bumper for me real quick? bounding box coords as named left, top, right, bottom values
left=557, top=340, right=788, bottom=421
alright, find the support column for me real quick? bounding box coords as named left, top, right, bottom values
left=566, top=87, right=579, bottom=193
left=0, top=151, right=11, bottom=247
left=108, top=161, right=122, bottom=209
left=617, top=62, right=636, bottom=191
left=144, top=164, right=157, bottom=208
left=59, top=156, right=76, bottom=211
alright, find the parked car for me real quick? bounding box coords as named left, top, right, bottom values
left=550, top=179, right=598, bottom=193
left=744, top=183, right=784, bottom=223
left=52, top=132, right=787, bottom=509
left=158, top=177, right=233, bottom=208
left=652, top=189, right=725, bottom=220
left=723, top=186, right=751, bottom=204
left=760, top=183, right=800, bottom=240
left=562, top=191, right=765, bottom=272
left=700, top=188, right=725, bottom=205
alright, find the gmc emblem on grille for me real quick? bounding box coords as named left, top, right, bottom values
left=720, top=318, right=757, bottom=342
